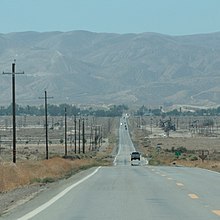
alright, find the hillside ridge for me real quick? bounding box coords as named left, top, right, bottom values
left=1, top=31, right=220, bottom=107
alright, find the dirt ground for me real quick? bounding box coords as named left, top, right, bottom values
left=0, top=116, right=119, bottom=162
left=128, top=116, right=220, bottom=172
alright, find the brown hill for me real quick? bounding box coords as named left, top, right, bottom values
left=1, top=31, right=220, bottom=107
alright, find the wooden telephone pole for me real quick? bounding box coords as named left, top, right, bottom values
left=39, top=90, right=53, bottom=160
left=3, top=60, right=24, bottom=163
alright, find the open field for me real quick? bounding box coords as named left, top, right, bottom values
left=128, top=115, right=220, bottom=172
left=0, top=116, right=119, bottom=162
left=0, top=116, right=119, bottom=192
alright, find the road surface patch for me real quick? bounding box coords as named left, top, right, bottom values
left=17, top=166, right=101, bottom=220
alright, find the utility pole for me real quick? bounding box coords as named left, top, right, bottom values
left=100, top=125, right=102, bottom=148
left=82, top=118, right=85, bottom=154
left=150, top=118, right=153, bottom=134
left=74, top=115, right=77, bottom=154
left=3, top=60, right=24, bottom=163
left=0, top=136, right=1, bottom=154
left=39, top=90, right=53, bottom=160
left=64, top=107, right=67, bottom=157
left=89, top=122, right=92, bottom=151
left=95, top=125, right=97, bottom=150
left=78, top=118, right=81, bottom=154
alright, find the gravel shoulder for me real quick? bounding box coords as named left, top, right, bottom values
left=0, top=184, right=46, bottom=216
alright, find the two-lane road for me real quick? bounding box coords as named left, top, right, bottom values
left=113, top=117, right=136, bottom=166
left=2, top=117, right=220, bottom=220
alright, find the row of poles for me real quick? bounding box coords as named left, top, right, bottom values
left=45, top=105, right=102, bottom=159
left=2, top=61, right=101, bottom=163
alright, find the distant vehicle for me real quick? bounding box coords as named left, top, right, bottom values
left=125, top=125, right=127, bottom=130
left=131, top=151, right=140, bottom=166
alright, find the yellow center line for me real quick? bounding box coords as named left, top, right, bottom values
left=212, top=210, right=220, bottom=216
left=188, top=194, right=199, bottom=199
left=161, top=174, right=166, bottom=177
left=176, top=182, right=184, bottom=186
left=167, top=177, right=173, bottom=180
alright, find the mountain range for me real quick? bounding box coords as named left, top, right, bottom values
left=1, top=30, right=220, bottom=108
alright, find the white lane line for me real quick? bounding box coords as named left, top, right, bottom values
left=113, top=126, right=122, bottom=166
left=18, top=166, right=101, bottom=220
left=113, top=143, right=121, bottom=166
left=199, top=167, right=220, bottom=175
left=176, top=182, right=184, bottom=186
left=188, top=194, right=199, bottom=199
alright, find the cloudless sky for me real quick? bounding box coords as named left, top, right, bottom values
left=0, top=0, right=220, bottom=36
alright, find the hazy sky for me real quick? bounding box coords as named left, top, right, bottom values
left=0, top=0, right=220, bottom=36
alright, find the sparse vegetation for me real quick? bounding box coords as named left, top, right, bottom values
left=128, top=115, right=220, bottom=172
left=135, top=105, right=220, bottom=117
left=0, top=104, right=128, bottom=117
left=0, top=115, right=119, bottom=193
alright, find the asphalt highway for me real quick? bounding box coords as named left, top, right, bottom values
left=2, top=117, right=220, bottom=220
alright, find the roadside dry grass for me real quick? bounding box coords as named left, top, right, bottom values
left=0, top=153, right=112, bottom=193
left=0, top=146, right=114, bottom=192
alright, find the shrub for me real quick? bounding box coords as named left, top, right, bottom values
left=176, top=146, right=187, bottom=153
left=189, top=155, right=198, bottom=161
